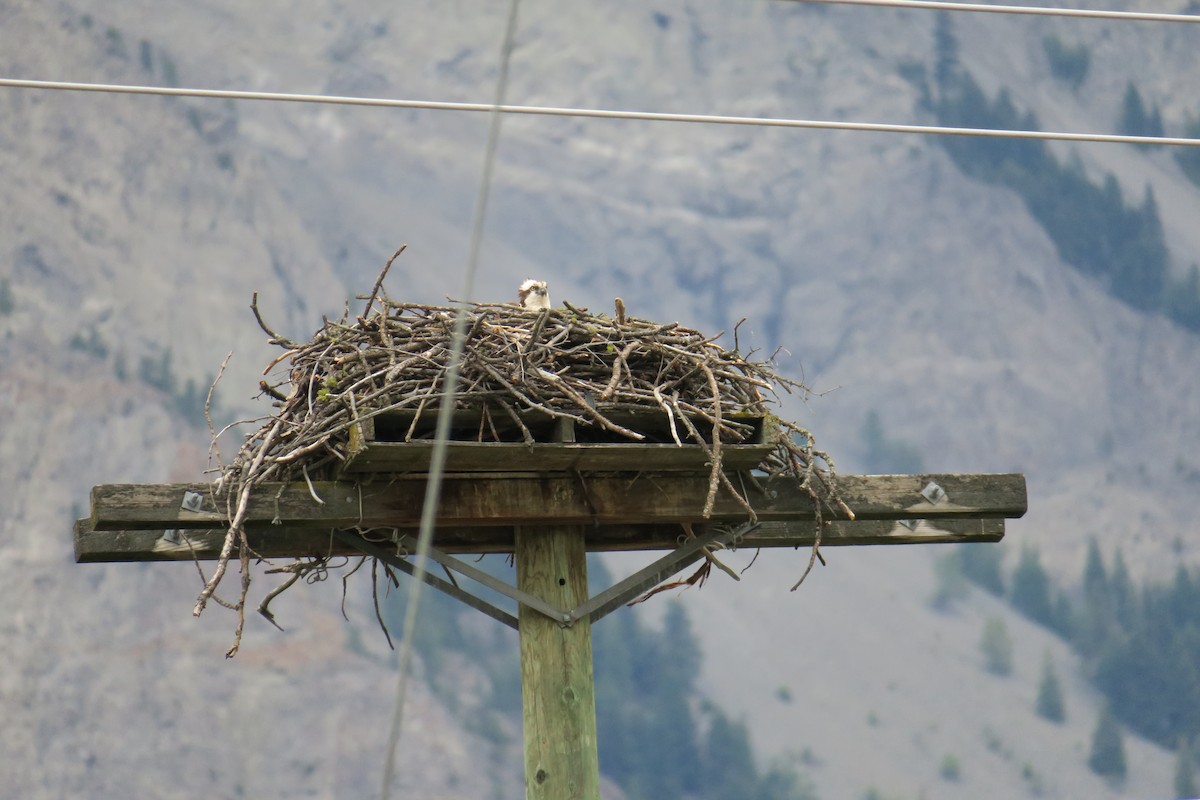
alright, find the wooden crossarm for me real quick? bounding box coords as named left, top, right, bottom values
left=74, top=517, right=1005, bottom=562
left=88, top=472, right=1026, bottom=532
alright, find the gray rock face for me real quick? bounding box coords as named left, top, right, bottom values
left=2, top=1, right=1197, bottom=797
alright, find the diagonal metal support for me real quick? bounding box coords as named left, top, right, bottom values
left=338, top=522, right=761, bottom=631
left=409, top=534, right=571, bottom=624
left=333, top=530, right=520, bottom=629
left=566, top=522, right=759, bottom=625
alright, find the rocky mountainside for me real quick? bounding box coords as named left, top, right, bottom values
left=2, top=0, right=1199, bottom=797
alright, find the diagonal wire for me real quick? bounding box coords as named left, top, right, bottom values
left=378, top=0, right=522, bottom=798
left=782, top=0, right=1200, bottom=23
left=3, top=76, right=1200, bottom=148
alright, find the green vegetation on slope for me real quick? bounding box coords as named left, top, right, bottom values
left=911, top=13, right=1200, bottom=333
left=1036, top=653, right=1066, bottom=723
left=1042, top=35, right=1090, bottom=91
left=943, top=541, right=1200, bottom=753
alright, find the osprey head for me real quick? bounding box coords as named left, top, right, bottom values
left=517, top=278, right=551, bottom=311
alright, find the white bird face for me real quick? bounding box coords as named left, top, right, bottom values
left=517, top=279, right=551, bottom=310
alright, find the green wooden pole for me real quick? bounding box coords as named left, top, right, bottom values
left=515, top=523, right=601, bottom=800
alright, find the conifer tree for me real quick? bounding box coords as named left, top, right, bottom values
left=1179, top=115, right=1200, bottom=188
left=1171, top=264, right=1200, bottom=333
left=702, top=710, right=759, bottom=800
left=1113, top=186, right=1168, bottom=310
left=1119, top=82, right=1149, bottom=137
left=1089, top=704, right=1128, bottom=780
left=1083, top=539, right=1107, bottom=599
left=1011, top=546, right=1054, bottom=628
left=1076, top=540, right=1112, bottom=655
left=1042, top=35, right=1089, bottom=90
left=981, top=617, right=1014, bottom=677
left=1110, top=548, right=1134, bottom=626
left=933, top=12, right=961, bottom=94
left=0, top=278, right=13, bottom=315
left=1036, top=653, right=1066, bottom=723
left=1176, top=738, right=1197, bottom=800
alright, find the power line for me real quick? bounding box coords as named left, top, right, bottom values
left=2, top=77, right=1199, bottom=147
left=378, top=0, right=521, bottom=798
left=785, top=0, right=1200, bottom=23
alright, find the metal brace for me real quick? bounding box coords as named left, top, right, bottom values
left=334, top=520, right=760, bottom=631
left=333, top=530, right=521, bottom=629
left=564, top=521, right=757, bottom=625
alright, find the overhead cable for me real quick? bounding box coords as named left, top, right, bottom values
left=3, top=77, right=1199, bottom=147
left=786, top=0, right=1200, bottom=23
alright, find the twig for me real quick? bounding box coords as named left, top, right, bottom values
left=702, top=363, right=723, bottom=518
left=205, top=351, right=233, bottom=473
left=194, top=417, right=283, bottom=617
left=682, top=522, right=740, bottom=582
left=372, top=559, right=395, bottom=650
left=362, top=244, right=407, bottom=319
left=251, top=292, right=297, bottom=349
left=258, top=571, right=302, bottom=630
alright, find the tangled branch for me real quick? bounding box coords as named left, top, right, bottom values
left=198, top=252, right=845, bottom=654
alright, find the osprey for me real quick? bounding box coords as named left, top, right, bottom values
left=517, top=278, right=551, bottom=310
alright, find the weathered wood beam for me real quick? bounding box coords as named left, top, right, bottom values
left=516, top=522, right=600, bottom=800
left=341, top=440, right=778, bottom=473
left=74, top=517, right=1005, bottom=562
left=89, top=472, right=1026, bottom=532
left=342, top=409, right=780, bottom=472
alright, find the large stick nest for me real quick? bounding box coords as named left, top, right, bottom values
left=198, top=251, right=846, bottom=656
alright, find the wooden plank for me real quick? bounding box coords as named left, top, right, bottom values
left=833, top=473, right=1028, bottom=520
left=73, top=519, right=345, bottom=562
left=74, top=517, right=1005, bottom=562
left=340, top=440, right=776, bottom=473
left=516, top=523, right=600, bottom=800
left=89, top=473, right=1026, bottom=532
left=362, top=407, right=776, bottom=445
left=341, top=409, right=779, bottom=472
left=746, top=517, right=1006, bottom=546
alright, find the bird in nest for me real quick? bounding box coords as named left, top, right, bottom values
left=517, top=278, right=551, bottom=311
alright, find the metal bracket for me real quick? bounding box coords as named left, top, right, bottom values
left=921, top=480, right=947, bottom=505
left=163, top=490, right=210, bottom=547
left=333, top=521, right=760, bottom=631
left=181, top=490, right=206, bottom=513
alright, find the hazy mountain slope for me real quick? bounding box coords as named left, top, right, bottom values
left=0, top=5, right=522, bottom=798
left=2, top=1, right=1198, bottom=798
